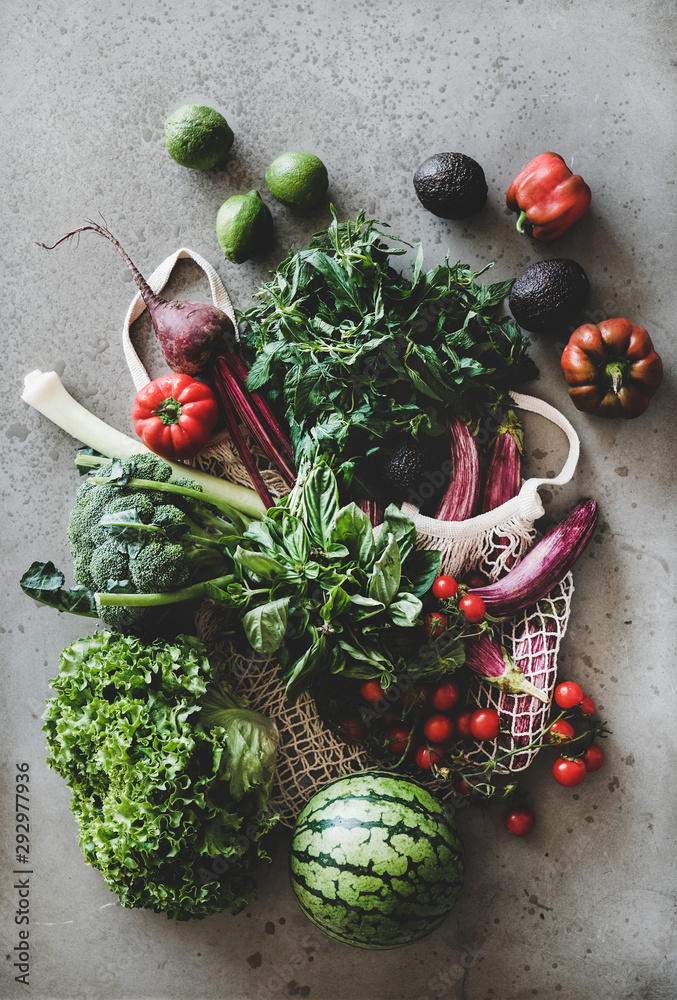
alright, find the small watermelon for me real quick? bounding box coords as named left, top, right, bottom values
left=289, top=770, right=464, bottom=949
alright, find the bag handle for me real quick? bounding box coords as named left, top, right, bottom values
left=121, top=247, right=237, bottom=391
left=401, top=390, right=580, bottom=535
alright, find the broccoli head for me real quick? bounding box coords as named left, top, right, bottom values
left=58, top=454, right=240, bottom=637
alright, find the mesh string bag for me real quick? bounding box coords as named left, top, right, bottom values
left=402, top=393, right=581, bottom=780
left=121, top=249, right=584, bottom=822
left=194, top=603, right=372, bottom=827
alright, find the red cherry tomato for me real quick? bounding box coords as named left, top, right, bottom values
left=385, top=724, right=412, bottom=756
left=463, top=570, right=489, bottom=588
left=432, top=575, right=459, bottom=599
left=554, top=681, right=584, bottom=709
left=336, top=713, right=365, bottom=744
left=547, top=719, right=575, bottom=743
left=424, top=611, right=447, bottom=638
left=459, top=594, right=486, bottom=624
left=423, top=713, right=455, bottom=743
left=470, top=708, right=500, bottom=741
left=505, top=807, right=536, bottom=837
left=415, top=744, right=445, bottom=771
left=455, top=709, right=474, bottom=739
left=552, top=756, right=587, bottom=787
left=360, top=679, right=387, bottom=702
left=582, top=744, right=605, bottom=772
left=429, top=678, right=461, bottom=712
left=579, top=695, right=596, bottom=718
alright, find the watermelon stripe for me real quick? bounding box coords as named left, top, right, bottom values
left=289, top=771, right=464, bottom=950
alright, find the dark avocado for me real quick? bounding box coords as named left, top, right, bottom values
left=509, top=258, right=590, bottom=334
left=379, top=440, right=425, bottom=493
left=413, top=152, right=488, bottom=220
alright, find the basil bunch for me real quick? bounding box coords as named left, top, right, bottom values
left=239, top=209, right=538, bottom=493
left=222, top=463, right=462, bottom=699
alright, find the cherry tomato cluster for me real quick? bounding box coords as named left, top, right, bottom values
left=424, top=573, right=491, bottom=639
left=335, top=674, right=506, bottom=779
left=333, top=576, right=608, bottom=840
left=547, top=680, right=605, bottom=789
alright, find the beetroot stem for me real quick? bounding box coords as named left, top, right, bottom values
left=215, top=389, right=275, bottom=509
left=212, top=356, right=296, bottom=484
left=37, top=221, right=164, bottom=314
left=219, top=350, right=295, bottom=462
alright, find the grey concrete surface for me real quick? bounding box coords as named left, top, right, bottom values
left=2, top=1, right=676, bottom=998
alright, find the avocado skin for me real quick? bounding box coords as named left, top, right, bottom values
left=379, top=441, right=425, bottom=493
left=414, top=152, right=488, bottom=219
left=509, top=258, right=590, bottom=334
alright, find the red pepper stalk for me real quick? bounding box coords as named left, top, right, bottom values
left=506, top=152, right=591, bottom=241
left=435, top=415, right=480, bottom=521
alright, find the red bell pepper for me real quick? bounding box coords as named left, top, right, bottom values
left=560, top=318, right=663, bottom=419
left=132, top=373, right=219, bottom=461
left=506, top=152, right=591, bottom=241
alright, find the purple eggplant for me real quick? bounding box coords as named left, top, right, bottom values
left=435, top=415, right=480, bottom=521
left=465, top=635, right=548, bottom=702
left=356, top=498, right=385, bottom=528
left=467, top=498, right=598, bottom=616
left=480, top=416, right=523, bottom=514
left=505, top=610, right=561, bottom=768
left=480, top=420, right=524, bottom=575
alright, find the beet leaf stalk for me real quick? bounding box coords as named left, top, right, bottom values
left=434, top=415, right=480, bottom=521
left=221, top=349, right=295, bottom=464
left=212, top=379, right=275, bottom=509
left=467, top=498, right=598, bottom=616
left=210, top=352, right=295, bottom=485
left=37, top=221, right=233, bottom=375
left=464, top=634, right=548, bottom=702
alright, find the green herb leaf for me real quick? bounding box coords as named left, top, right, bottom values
left=234, top=546, right=286, bottom=582
left=368, top=534, right=401, bottom=606
left=301, top=462, right=339, bottom=548
left=242, top=597, right=290, bottom=653
left=388, top=592, right=422, bottom=627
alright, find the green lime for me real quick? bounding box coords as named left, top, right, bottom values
left=264, top=150, right=329, bottom=210
left=164, top=104, right=234, bottom=170
left=216, top=190, right=273, bottom=264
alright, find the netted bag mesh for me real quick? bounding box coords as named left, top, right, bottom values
left=190, top=442, right=576, bottom=820
left=461, top=575, right=574, bottom=774
left=195, top=601, right=371, bottom=828
left=403, top=501, right=538, bottom=582
left=190, top=428, right=290, bottom=501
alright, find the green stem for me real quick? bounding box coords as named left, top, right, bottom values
left=96, top=574, right=235, bottom=608
left=606, top=361, right=627, bottom=395
left=93, top=475, right=241, bottom=522
left=516, top=209, right=529, bottom=234
left=155, top=395, right=182, bottom=426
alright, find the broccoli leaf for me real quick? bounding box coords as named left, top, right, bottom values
left=20, top=561, right=97, bottom=617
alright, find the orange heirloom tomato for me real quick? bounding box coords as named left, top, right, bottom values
left=132, top=373, right=219, bottom=460
left=561, top=318, right=663, bottom=419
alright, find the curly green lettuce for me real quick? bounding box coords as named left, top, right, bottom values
left=43, top=631, right=278, bottom=920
